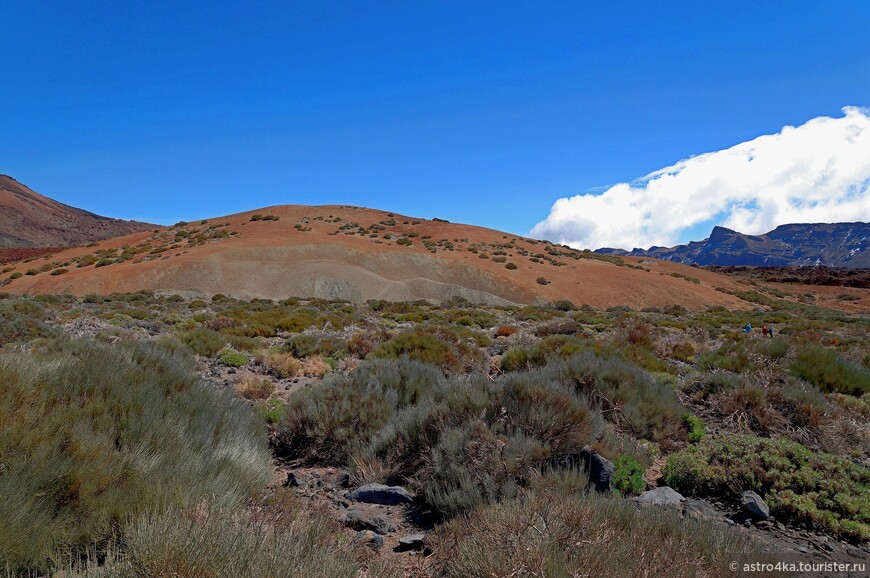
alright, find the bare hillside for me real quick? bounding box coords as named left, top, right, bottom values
left=1, top=204, right=758, bottom=308
left=0, top=175, right=154, bottom=247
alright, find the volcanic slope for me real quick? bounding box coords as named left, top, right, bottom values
left=0, top=175, right=154, bottom=248
left=1, top=205, right=754, bottom=308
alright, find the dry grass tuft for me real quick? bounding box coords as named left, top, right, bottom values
left=235, top=372, right=275, bottom=400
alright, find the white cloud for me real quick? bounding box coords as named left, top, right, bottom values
left=531, top=106, right=870, bottom=250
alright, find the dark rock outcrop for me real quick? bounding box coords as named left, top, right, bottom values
left=596, top=222, right=870, bottom=268
left=353, top=530, right=384, bottom=550
left=544, top=447, right=614, bottom=493
left=740, top=490, right=771, bottom=521
left=343, top=509, right=393, bottom=535
left=347, top=483, right=414, bottom=505
left=394, top=533, right=426, bottom=552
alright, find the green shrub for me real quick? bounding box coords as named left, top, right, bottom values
left=525, top=335, right=593, bottom=367
left=757, top=337, right=789, bottom=359
left=671, top=341, right=696, bottom=362
left=543, top=353, right=686, bottom=447
left=0, top=299, right=58, bottom=345
left=0, top=339, right=270, bottom=572
left=664, top=434, right=870, bottom=540
left=372, top=329, right=453, bottom=367
left=371, top=325, right=480, bottom=371
left=225, top=333, right=261, bottom=352
left=278, top=359, right=446, bottom=465
left=682, top=413, right=706, bottom=443
left=276, top=309, right=318, bottom=333
left=420, top=371, right=600, bottom=517
left=256, top=398, right=287, bottom=425
left=9, top=271, right=23, bottom=279
left=178, top=327, right=226, bottom=357
left=500, top=347, right=531, bottom=371
left=698, top=341, right=754, bottom=372
left=550, top=299, right=577, bottom=311
left=447, top=308, right=497, bottom=328
left=505, top=262, right=517, bottom=270
left=218, top=348, right=248, bottom=367
left=685, top=371, right=743, bottom=402
left=791, top=345, right=870, bottom=396
left=285, top=334, right=346, bottom=358
left=611, top=455, right=645, bottom=496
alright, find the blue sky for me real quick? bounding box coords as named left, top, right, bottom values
left=2, top=1, right=868, bottom=245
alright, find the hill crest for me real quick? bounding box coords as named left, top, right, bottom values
left=0, top=203, right=754, bottom=309
left=0, top=175, right=154, bottom=248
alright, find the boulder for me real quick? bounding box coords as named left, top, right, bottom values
left=634, top=486, right=685, bottom=507
left=683, top=499, right=723, bottom=521
left=338, top=471, right=351, bottom=488
left=544, top=447, right=614, bottom=493
left=740, top=490, right=770, bottom=521
left=282, top=472, right=299, bottom=488
left=343, top=509, right=393, bottom=534
left=353, top=530, right=384, bottom=550
left=394, top=533, right=426, bottom=552
left=348, top=483, right=414, bottom=505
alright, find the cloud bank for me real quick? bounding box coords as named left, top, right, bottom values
left=531, top=106, right=870, bottom=250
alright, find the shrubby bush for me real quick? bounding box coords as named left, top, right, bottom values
left=260, top=351, right=301, bottom=378
left=0, top=339, right=270, bottom=572
left=432, top=487, right=765, bottom=577
left=285, top=333, right=346, bottom=358
left=682, top=413, right=706, bottom=443
left=791, top=345, right=870, bottom=396
left=542, top=352, right=687, bottom=447
left=276, top=359, right=439, bottom=464
left=756, top=337, right=790, bottom=359
left=218, top=347, right=248, bottom=367
left=611, top=455, right=645, bottom=496
left=698, top=341, right=755, bottom=372
left=235, top=374, right=275, bottom=400
left=67, top=494, right=374, bottom=578
left=500, top=335, right=594, bottom=371
left=370, top=325, right=482, bottom=371
left=281, top=351, right=685, bottom=517
left=0, top=299, right=58, bottom=345
left=178, top=327, right=226, bottom=357
left=665, top=434, right=870, bottom=541
left=684, top=371, right=743, bottom=402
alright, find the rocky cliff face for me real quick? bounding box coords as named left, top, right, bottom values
left=597, top=223, right=870, bottom=268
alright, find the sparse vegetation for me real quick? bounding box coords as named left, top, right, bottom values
left=0, top=283, right=868, bottom=575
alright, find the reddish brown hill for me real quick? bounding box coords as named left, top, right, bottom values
left=0, top=204, right=766, bottom=309
left=0, top=175, right=154, bottom=247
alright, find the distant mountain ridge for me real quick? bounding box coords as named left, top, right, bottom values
left=0, top=175, right=154, bottom=247
left=596, top=223, right=870, bottom=268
